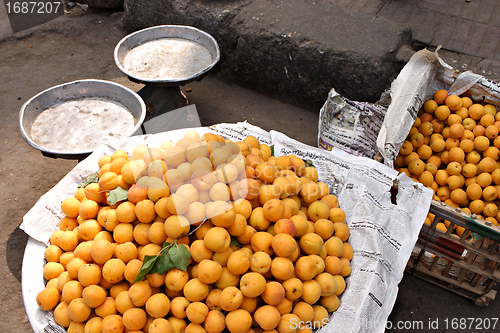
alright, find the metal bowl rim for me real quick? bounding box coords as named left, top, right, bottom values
left=19, top=79, right=147, bottom=156
left=113, top=24, right=221, bottom=85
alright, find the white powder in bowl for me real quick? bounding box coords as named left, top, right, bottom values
left=30, top=98, right=136, bottom=152
left=123, top=38, right=213, bottom=81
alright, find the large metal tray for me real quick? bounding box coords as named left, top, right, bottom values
left=19, top=79, right=146, bottom=157
left=114, top=25, right=220, bottom=87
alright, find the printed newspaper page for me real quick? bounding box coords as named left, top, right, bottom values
left=318, top=88, right=387, bottom=158
left=449, top=71, right=500, bottom=106
left=376, top=49, right=454, bottom=167
left=271, top=131, right=433, bottom=333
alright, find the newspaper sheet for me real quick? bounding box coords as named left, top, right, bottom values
left=21, top=122, right=432, bottom=333
left=376, top=49, right=455, bottom=167
left=375, top=50, right=500, bottom=168
left=448, top=71, right=500, bottom=106
left=271, top=131, right=432, bottom=333
left=318, top=88, right=387, bottom=159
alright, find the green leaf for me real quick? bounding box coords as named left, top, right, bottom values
left=161, top=242, right=172, bottom=255
left=156, top=253, right=175, bottom=275
left=134, top=255, right=158, bottom=282
left=230, top=236, right=242, bottom=248
left=303, top=159, right=315, bottom=168
left=178, top=244, right=191, bottom=270
left=270, top=145, right=275, bottom=156
left=170, top=244, right=191, bottom=272
left=77, top=172, right=99, bottom=188
left=107, top=186, right=129, bottom=205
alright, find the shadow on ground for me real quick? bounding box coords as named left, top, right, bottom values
left=7, top=226, right=29, bottom=282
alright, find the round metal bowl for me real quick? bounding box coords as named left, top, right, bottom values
left=19, top=79, right=147, bottom=156
left=114, top=25, right=220, bottom=87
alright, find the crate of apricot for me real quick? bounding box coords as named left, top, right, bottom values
left=397, top=88, right=500, bottom=305
left=396, top=89, right=500, bottom=224
left=34, top=130, right=352, bottom=332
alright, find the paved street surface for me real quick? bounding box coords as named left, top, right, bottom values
left=336, top=0, right=500, bottom=81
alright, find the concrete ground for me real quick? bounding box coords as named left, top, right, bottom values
left=1, top=4, right=500, bottom=333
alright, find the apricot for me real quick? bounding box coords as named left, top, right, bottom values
left=479, top=157, right=496, bottom=173
left=94, top=297, right=117, bottom=318
left=84, top=317, right=103, bottom=333
left=289, top=214, right=309, bottom=237
left=114, top=290, right=135, bottom=315
left=204, top=310, right=226, bottom=333
left=68, top=298, right=91, bottom=323
left=227, top=250, right=250, bottom=276
left=101, top=314, right=124, bottom=333
left=435, top=105, right=451, bottom=120
left=36, top=287, right=60, bottom=311
left=54, top=302, right=72, bottom=328
left=164, top=215, right=190, bottom=239
left=274, top=218, right=297, bottom=237
left=270, top=257, right=294, bottom=280
left=299, top=182, right=321, bottom=203
left=447, top=161, right=462, bottom=176
left=295, top=256, right=318, bottom=281
left=150, top=318, right=174, bottom=333
left=236, top=225, right=257, bottom=245
left=299, top=233, right=324, bottom=255
left=339, top=257, right=352, bottom=277
left=249, top=251, right=272, bottom=275
left=275, top=313, right=300, bottom=333
left=165, top=268, right=189, bottom=292
left=410, top=132, right=424, bottom=148
left=484, top=203, right=498, bottom=217
left=418, top=122, right=434, bottom=136
left=445, top=94, right=462, bottom=111
left=261, top=198, right=286, bottom=222
left=210, top=204, right=236, bottom=228
left=170, top=296, right=191, bottom=319
left=261, top=281, right=285, bottom=306
left=477, top=172, right=493, bottom=187
left=219, top=286, right=243, bottom=311
left=128, top=280, right=152, bottom=307
left=204, top=227, right=231, bottom=253
left=212, top=247, right=233, bottom=267
left=434, top=90, right=448, bottom=104
left=407, top=159, right=425, bottom=176
left=82, top=285, right=107, bottom=309
left=186, top=301, right=210, bottom=324
left=272, top=233, right=297, bottom=257
left=184, top=278, right=209, bottom=302
left=198, top=259, right=223, bottom=284
left=483, top=186, right=498, bottom=201
left=225, top=309, right=252, bottom=333
left=483, top=146, right=499, bottom=160
left=240, top=272, right=267, bottom=297
left=424, top=99, right=438, bottom=113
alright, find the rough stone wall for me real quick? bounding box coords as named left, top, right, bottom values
left=123, top=0, right=412, bottom=111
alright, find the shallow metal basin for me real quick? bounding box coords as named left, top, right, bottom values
left=114, top=25, right=220, bottom=87
left=19, top=79, right=146, bottom=156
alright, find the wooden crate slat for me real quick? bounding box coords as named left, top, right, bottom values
left=413, top=241, right=500, bottom=282
left=407, top=258, right=494, bottom=296
left=407, top=196, right=500, bottom=305
left=421, top=223, right=500, bottom=262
